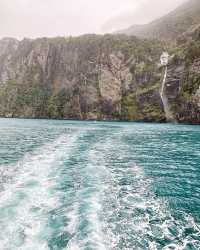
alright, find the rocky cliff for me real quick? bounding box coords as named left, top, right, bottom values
left=164, top=27, right=200, bottom=124
left=0, top=35, right=165, bottom=121
left=0, top=33, right=199, bottom=124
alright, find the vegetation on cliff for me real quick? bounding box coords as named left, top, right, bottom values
left=161, top=26, right=200, bottom=124
left=0, top=0, right=199, bottom=124
left=0, top=35, right=165, bottom=121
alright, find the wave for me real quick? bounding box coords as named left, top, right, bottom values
left=0, top=133, right=79, bottom=250
left=0, top=126, right=200, bottom=250
left=90, top=133, right=200, bottom=250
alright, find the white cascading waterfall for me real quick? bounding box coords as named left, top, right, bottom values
left=160, top=52, right=175, bottom=122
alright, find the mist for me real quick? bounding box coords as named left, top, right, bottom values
left=0, top=0, right=187, bottom=39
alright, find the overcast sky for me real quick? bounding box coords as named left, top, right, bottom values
left=0, top=0, right=186, bottom=39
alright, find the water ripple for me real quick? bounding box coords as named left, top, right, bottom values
left=0, top=119, right=199, bottom=250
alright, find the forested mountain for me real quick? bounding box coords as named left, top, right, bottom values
left=0, top=0, right=199, bottom=123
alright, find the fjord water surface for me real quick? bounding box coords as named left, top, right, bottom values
left=0, top=119, right=200, bottom=250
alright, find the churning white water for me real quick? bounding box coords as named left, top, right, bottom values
left=0, top=119, right=200, bottom=249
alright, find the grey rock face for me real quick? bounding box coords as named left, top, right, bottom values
left=0, top=34, right=199, bottom=124
left=163, top=58, right=200, bottom=124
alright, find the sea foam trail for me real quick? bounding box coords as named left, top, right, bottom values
left=94, top=129, right=200, bottom=250
left=1, top=124, right=200, bottom=250
left=63, top=132, right=110, bottom=250
left=0, top=133, right=79, bottom=250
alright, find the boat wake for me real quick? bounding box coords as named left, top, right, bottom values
left=0, top=127, right=199, bottom=250
left=0, top=133, right=79, bottom=250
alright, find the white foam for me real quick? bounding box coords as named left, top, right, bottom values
left=1, top=127, right=199, bottom=250
left=0, top=133, right=79, bottom=250
left=66, top=146, right=109, bottom=250
left=90, top=133, right=200, bottom=250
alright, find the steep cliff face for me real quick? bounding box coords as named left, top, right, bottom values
left=163, top=58, right=200, bottom=124
left=0, top=33, right=199, bottom=123
left=0, top=35, right=165, bottom=121
left=161, top=27, right=200, bottom=124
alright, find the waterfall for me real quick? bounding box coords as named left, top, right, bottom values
left=160, top=66, right=175, bottom=122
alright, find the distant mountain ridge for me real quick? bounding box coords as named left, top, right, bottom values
left=116, top=0, right=200, bottom=42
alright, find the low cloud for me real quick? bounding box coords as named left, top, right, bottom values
left=0, top=0, right=186, bottom=39
left=102, top=0, right=187, bottom=33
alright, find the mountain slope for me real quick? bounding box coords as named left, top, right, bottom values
left=0, top=32, right=199, bottom=124
left=117, top=0, right=200, bottom=42
left=0, top=35, right=166, bottom=121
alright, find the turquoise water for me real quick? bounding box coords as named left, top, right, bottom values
left=0, top=119, right=200, bottom=250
